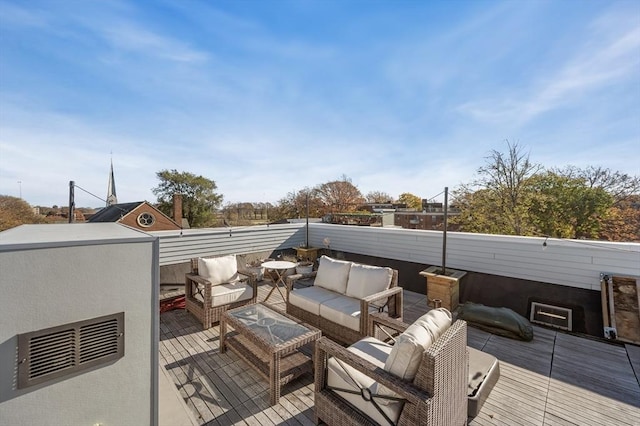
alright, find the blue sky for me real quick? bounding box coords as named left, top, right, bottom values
left=1, top=0, right=639, bottom=208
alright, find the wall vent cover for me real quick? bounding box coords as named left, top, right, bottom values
left=530, top=302, right=572, bottom=331
left=17, top=312, right=124, bottom=389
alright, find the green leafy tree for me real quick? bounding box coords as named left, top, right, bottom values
left=555, top=166, right=640, bottom=206
left=528, top=172, right=612, bottom=239
left=0, top=195, right=44, bottom=231
left=152, top=169, right=223, bottom=228
left=451, top=189, right=514, bottom=234
left=397, top=192, right=422, bottom=210
left=599, top=196, right=640, bottom=242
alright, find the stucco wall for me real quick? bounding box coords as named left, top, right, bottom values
left=0, top=227, right=158, bottom=425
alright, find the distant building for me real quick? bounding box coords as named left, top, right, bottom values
left=106, top=160, right=118, bottom=206
left=394, top=210, right=460, bottom=231
left=89, top=201, right=181, bottom=231
left=358, top=202, right=407, bottom=213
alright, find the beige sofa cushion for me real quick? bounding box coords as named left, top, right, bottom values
left=314, top=256, right=352, bottom=294
left=198, top=255, right=239, bottom=285
left=345, top=263, right=393, bottom=299
left=288, top=286, right=342, bottom=316
left=319, top=294, right=379, bottom=331
left=375, top=308, right=452, bottom=402
left=328, top=337, right=404, bottom=425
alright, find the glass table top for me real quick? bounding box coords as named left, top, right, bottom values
left=227, top=304, right=311, bottom=345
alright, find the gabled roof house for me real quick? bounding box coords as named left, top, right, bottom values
left=89, top=201, right=181, bottom=232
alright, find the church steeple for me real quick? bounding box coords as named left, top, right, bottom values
left=106, top=159, right=117, bottom=206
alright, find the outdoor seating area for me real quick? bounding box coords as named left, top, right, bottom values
left=285, top=255, right=403, bottom=345
left=161, top=274, right=640, bottom=426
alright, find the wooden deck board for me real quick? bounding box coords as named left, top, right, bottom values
left=160, top=285, right=640, bottom=425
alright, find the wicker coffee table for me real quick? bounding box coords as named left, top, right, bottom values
left=220, top=303, right=321, bottom=405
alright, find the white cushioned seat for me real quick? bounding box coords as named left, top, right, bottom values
left=345, top=263, right=394, bottom=299
left=319, top=295, right=379, bottom=331
left=327, top=337, right=404, bottom=425
left=375, top=308, right=452, bottom=402
left=314, top=256, right=352, bottom=294
left=288, top=286, right=342, bottom=316
left=193, top=282, right=253, bottom=307
left=198, top=254, right=239, bottom=285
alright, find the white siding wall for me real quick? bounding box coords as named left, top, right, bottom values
left=154, top=223, right=639, bottom=292
left=308, top=224, right=640, bottom=292
left=153, top=224, right=306, bottom=266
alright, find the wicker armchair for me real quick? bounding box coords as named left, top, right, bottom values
left=314, top=312, right=468, bottom=426
left=185, top=254, right=257, bottom=329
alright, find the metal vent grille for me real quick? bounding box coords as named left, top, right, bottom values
left=530, top=302, right=572, bottom=331
left=18, top=312, right=124, bottom=389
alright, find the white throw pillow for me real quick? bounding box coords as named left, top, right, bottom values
left=198, top=255, right=239, bottom=285
left=375, top=308, right=452, bottom=403
left=345, top=263, right=393, bottom=299
left=314, top=256, right=352, bottom=294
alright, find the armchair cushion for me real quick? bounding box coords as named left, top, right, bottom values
left=345, top=263, right=394, bottom=299
left=376, top=308, right=452, bottom=402
left=319, top=295, right=380, bottom=331
left=209, top=282, right=253, bottom=307
left=327, top=337, right=403, bottom=426
left=314, top=256, right=352, bottom=294
left=198, top=254, right=239, bottom=285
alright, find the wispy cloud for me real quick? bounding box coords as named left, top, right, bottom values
left=457, top=7, right=640, bottom=126
left=98, top=23, right=209, bottom=63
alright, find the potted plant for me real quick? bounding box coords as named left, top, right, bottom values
left=295, top=260, right=314, bottom=275
left=244, top=258, right=269, bottom=281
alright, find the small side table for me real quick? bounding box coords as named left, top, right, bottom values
left=262, top=260, right=296, bottom=303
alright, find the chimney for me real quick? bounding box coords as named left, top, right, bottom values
left=173, top=194, right=183, bottom=226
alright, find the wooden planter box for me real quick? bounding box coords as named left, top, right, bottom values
left=419, top=266, right=467, bottom=311
left=295, top=247, right=319, bottom=263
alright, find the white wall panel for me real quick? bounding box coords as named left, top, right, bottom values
left=154, top=222, right=639, bottom=292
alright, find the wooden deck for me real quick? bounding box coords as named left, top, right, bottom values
left=160, top=282, right=640, bottom=425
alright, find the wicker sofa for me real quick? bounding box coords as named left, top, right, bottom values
left=285, top=255, right=403, bottom=345
left=185, top=254, right=257, bottom=329
left=314, top=310, right=468, bottom=426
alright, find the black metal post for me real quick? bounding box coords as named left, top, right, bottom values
left=305, top=193, right=309, bottom=248
left=442, top=187, right=448, bottom=275
left=68, top=181, right=75, bottom=223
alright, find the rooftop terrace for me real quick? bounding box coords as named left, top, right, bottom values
left=160, top=281, right=640, bottom=425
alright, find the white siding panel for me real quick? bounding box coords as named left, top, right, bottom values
left=154, top=223, right=639, bottom=291
left=308, top=224, right=640, bottom=291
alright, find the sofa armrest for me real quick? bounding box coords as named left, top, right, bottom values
left=361, top=286, right=403, bottom=309
left=369, top=311, right=409, bottom=332
left=186, top=273, right=211, bottom=286
left=358, top=286, right=403, bottom=334
left=285, top=271, right=318, bottom=292
left=238, top=271, right=257, bottom=294
left=315, top=336, right=432, bottom=406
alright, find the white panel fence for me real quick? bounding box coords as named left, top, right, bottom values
left=152, top=223, right=640, bottom=292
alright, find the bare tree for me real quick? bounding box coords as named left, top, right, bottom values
left=473, top=141, right=542, bottom=234
left=315, top=175, right=365, bottom=213
left=365, top=191, right=393, bottom=203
